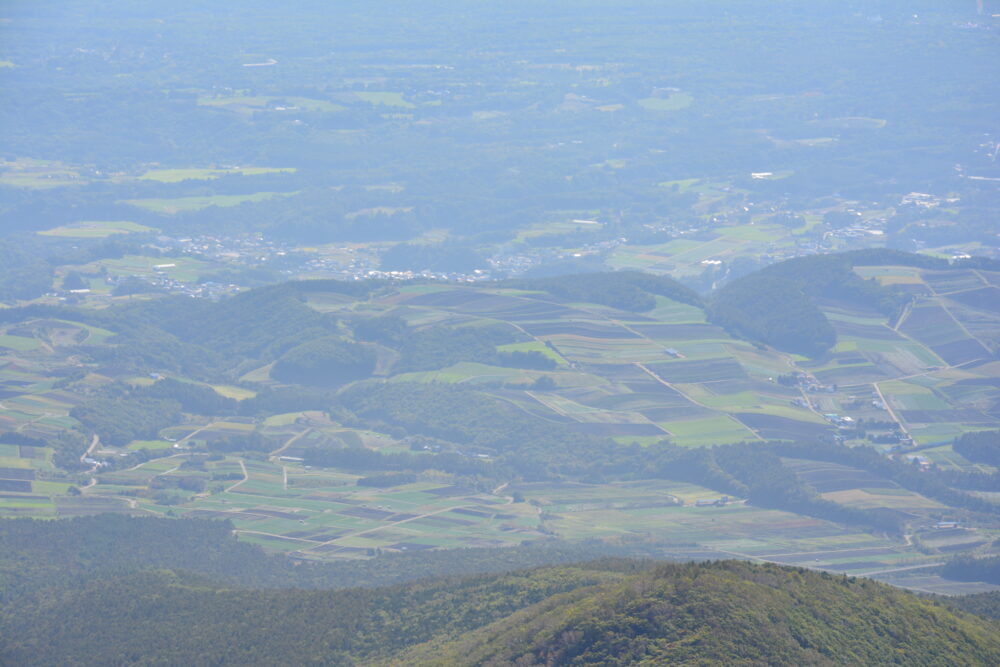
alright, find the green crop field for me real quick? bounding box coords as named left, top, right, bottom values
left=0, top=159, right=81, bottom=188
left=514, top=219, right=603, bottom=242
left=638, top=92, right=693, bottom=111
left=127, top=440, right=174, bottom=451
left=661, top=415, right=759, bottom=447
left=138, top=167, right=296, bottom=182
left=84, top=254, right=210, bottom=282
left=120, top=191, right=296, bottom=214
left=0, top=335, right=41, bottom=352
left=38, top=220, right=157, bottom=238
left=496, top=340, right=567, bottom=365
left=211, top=385, right=257, bottom=400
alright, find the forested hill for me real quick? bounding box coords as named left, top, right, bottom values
left=707, top=249, right=996, bottom=357
left=3, top=559, right=999, bottom=666
left=401, top=561, right=1000, bottom=666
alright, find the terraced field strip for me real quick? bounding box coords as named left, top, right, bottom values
left=634, top=362, right=761, bottom=437
left=271, top=427, right=311, bottom=458
left=938, top=303, right=993, bottom=363
left=873, top=382, right=910, bottom=438
left=855, top=562, right=945, bottom=578
left=303, top=503, right=477, bottom=551
left=226, top=460, right=249, bottom=492
left=236, top=529, right=323, bottom=545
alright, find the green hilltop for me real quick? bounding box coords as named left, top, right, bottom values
left=3, top=555, right=999, bottom=666
left=399, top=561, right=1000, bottom=667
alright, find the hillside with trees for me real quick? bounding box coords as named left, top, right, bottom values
left=954, top=430, right=1000, bottom=467
left=403, top=561, right=1000, bottom=666
left=708, top=250, right=953, bottom=356
left=3, top=556, right=999, bottom=666
left=271, top=337, right=376, bottom=386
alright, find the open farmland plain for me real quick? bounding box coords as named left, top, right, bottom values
left=0, top=259, right=998, bottom=593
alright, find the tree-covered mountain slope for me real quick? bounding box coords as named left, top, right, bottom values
left=397, top=561, right=1000, bottom=667
left=4, top=558, right=999, bottom=666
left=706, top=249, right=997, bottom=357
left=0, top=564, right=632, bottom=666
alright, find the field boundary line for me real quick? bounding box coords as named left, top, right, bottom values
left=226, top=460, right=249, bottom=492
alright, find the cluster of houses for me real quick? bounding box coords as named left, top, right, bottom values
left=487, top=235, right=628, bottom=278
left=147, top=231, right=613, bottom=284
left=300, top=249, right=379, bottom=279
left=781, top=372, right=836, bottom=395
left=901, top=454, right=934, bottom=471
left=112, top=271, right=240, bottom=300
left=150, top=234, right=295, bottom=265
left=825, top=217, right=888, bottom=242
left=692, top=496, right=731, bottom=507
left=361, top=268, right=492, bottom=283
left=822, top=412, right=855, bottom=426
left=899, top=192, right=945, bottom=209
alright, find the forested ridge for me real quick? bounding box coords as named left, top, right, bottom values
left=953, top=430, right=1000, bottom=468
left=336, top=382, right=628, bottom=480
left=706, top=248, right=1000, bottom=357
left=401, top=561, right=1000, bottom=667
left=943, top=555, right=1000, bottom=587
left=2, top=549, right=998, bottom=666
left=0, top=567, right=626, bottom=666
left=707, top=250, right=927, bottom=356
left=945, top=591, right=1000, bottom=621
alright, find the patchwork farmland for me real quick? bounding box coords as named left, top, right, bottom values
left=0, top=260, right=998, bottom=594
